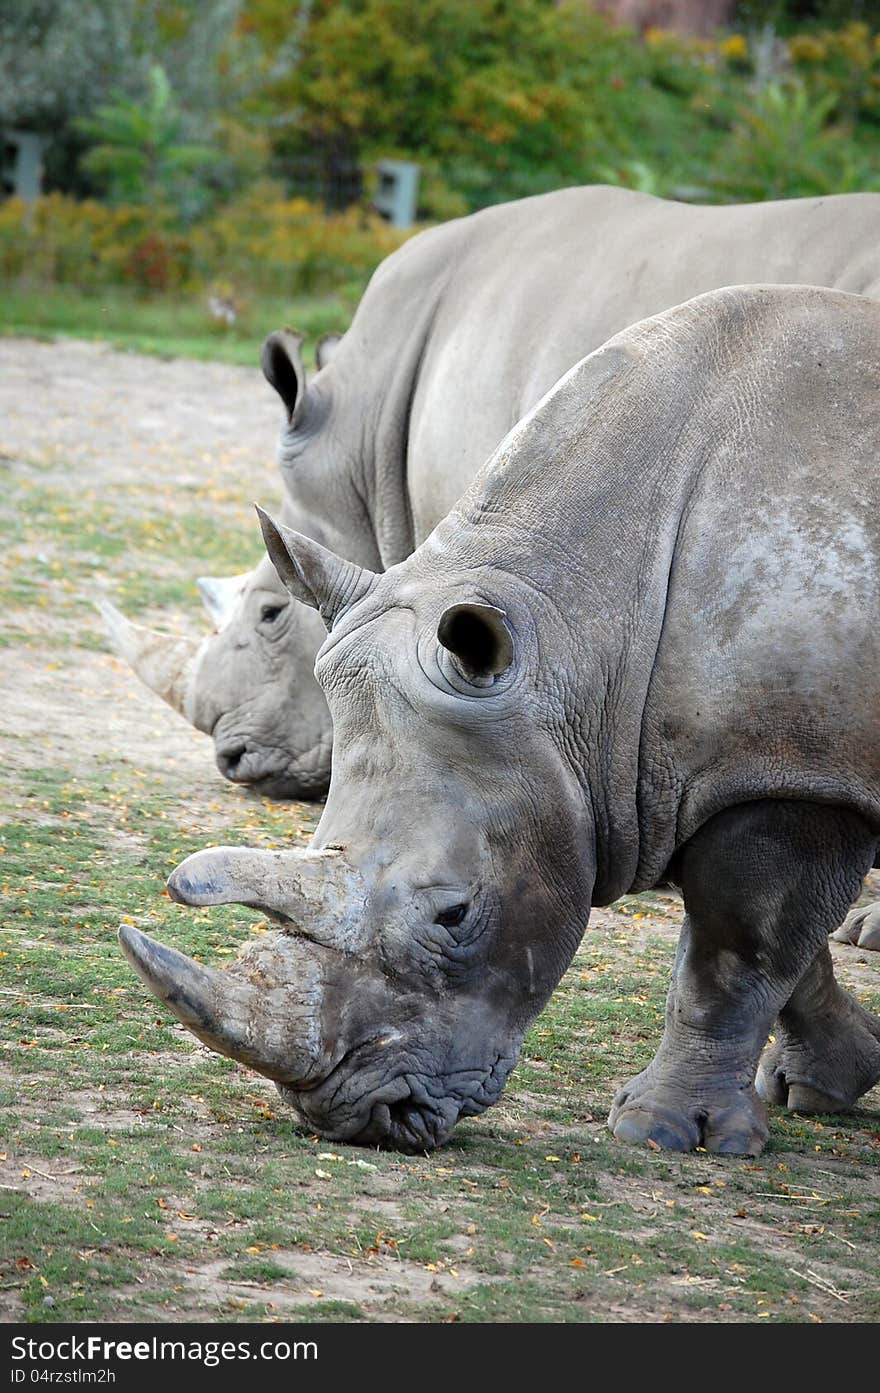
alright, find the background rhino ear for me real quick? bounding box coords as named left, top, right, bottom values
left=437, top=603, right=514, bottom=688
left=315, top=332, right=343, bottom=371
left=256, top=506, right=377, bottom=630
left=261, top=328, right=306, bottom=422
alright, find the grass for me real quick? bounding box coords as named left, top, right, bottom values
left=3, top=792, right=878, bottom=1325
left=2, top=335, right=879, bottom=1324
left=0, top=285, right=357, bottom=368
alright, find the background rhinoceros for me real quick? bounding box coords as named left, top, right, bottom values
left=106, top=186, right=880, bottom=800
left=122, top=284, right=880, bottom=1155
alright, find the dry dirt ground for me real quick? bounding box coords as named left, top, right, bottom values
left=1, top=336, right=879, bottom=1325
left=0, top=336, right=281, bottom=818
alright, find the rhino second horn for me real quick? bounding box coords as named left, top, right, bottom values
left=118, top=924, right=326, bottom=1085
left=98, top=600, right=201, bottom=719
left=166, top=846, right=370, bottom=953
left=196, top=572, right=252, bottom=628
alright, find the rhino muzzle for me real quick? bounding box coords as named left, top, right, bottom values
left=123, top=847, right=526, bottom=1150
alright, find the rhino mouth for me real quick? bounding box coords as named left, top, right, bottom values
left=283, top=1042, right=519, bottom=1152
left=212, top=728, right=331, bottom=799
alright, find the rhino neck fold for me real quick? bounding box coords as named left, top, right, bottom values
left=336, top=258, right=457, bottom=570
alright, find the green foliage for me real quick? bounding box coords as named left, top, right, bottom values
left=244, top=0, right=642, bottom=211
left=0, top=189, right=407, bottom=299
left=74, top=65, right=217, bottom=217
left=712, top=78, right=880, bottom=199
left=4, top=4, right=880, bottom=282
left=0, top=1, right=255, bottom=199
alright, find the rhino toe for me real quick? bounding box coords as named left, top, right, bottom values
left=609, top=1075, right=767, bottom=1156
left=832, top=902, right=880, bottom=950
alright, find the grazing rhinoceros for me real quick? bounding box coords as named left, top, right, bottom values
left=120, top=284, right=880, bottom=1155
left=106, top=186, right=880, bottom=800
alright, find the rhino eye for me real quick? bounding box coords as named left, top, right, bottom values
left=260, top=604, right=285, bottom=624
left=434, top=903, right=468, bottom=928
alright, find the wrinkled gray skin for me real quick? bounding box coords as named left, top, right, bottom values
left=108, top=186, right=880, bottom=800
left=122, top=285, right=880, bottom=1154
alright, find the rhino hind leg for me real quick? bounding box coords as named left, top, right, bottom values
left=831, top=901, right=880, bottom=951
left=609, top=801, right=877, bottom=1157
left=756, top=942, right=880, bottom=1113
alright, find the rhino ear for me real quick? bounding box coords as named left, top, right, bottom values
left=261, top=328, right=306, bottom=422
left=256, top=506, right=377, bottom=630
left=315, top=333, right=342, bottom=371
left=437, top=603, right=514, bottom=688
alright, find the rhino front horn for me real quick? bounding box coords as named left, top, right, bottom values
left=118, top=924, right=327, bottom=1085
left=98, top=599, right=201, bottom=719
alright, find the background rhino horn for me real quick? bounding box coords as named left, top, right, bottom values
left=97, top=599, right=200, bottom=718
left=255, top=506, right=377, bottom=630
left=118, top=924, right=325, bottom=1084
left=167, top=845, right=369, bottom=952
left=196, top=571, right=252, bottom=628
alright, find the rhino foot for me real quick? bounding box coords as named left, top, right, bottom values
left=831, top=902, right=880, bottom=951
left=756, top=987, right=880, bottom=1115
left=609, top=1069, right=768, bottom=1156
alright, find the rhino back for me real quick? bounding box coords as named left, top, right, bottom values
left=402, top=186, right=880, bottom=543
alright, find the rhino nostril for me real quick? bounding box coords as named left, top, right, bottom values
left=218, top=744, right=248, bottom=778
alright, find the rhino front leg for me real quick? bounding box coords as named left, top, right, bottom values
left=609, top=801, right=876, bottom=1156
left=756, top=941, right=880, bottom=1113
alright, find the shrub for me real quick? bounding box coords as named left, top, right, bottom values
left=188, top=184, right=408, bottom=295
left=0, top=189, right=409, bottom=299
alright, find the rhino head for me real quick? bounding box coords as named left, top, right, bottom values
left=101, top=327, right=377, bottom=800
left=122, top=510, right=595, bottom=1150
left=99, top=556, right=332, bottom=798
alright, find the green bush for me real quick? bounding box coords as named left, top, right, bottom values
left=710, top=79, right=880, bottom=200
left=0, top=189, right=409, bottom=299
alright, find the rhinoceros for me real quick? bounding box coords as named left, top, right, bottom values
left=120, top=284, right=880, bottom=1156
left=106, top=186, right=880, bottom=800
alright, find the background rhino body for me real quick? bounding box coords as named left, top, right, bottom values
left=128, top=285, right=880, bottom=1154
left=113, top=185, right=880, bottom=798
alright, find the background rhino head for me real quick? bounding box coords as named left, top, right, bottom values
left=101, top=326, right=384, bottom=801
left=100, top=555, right=332, bottom=798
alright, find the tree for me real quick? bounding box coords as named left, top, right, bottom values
left=0, top=0, right=259, bottom=199
left=75, top=65, right=217, bottom=214
left=242, top=0, right=634, bottom=211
